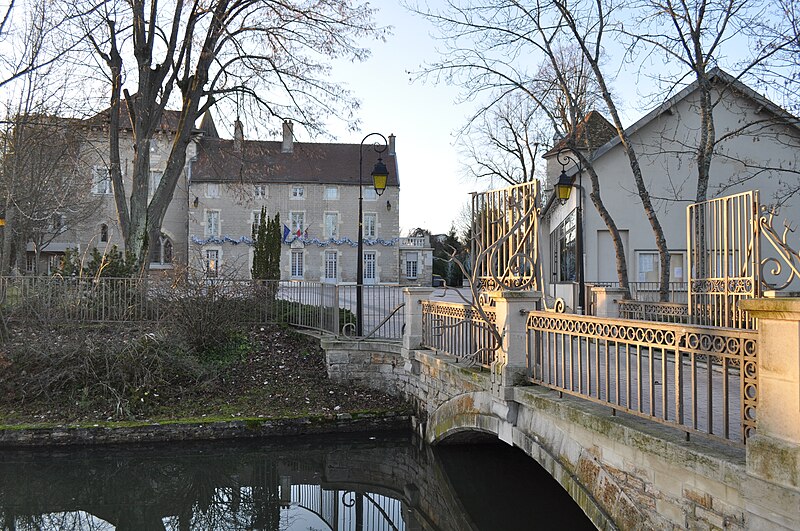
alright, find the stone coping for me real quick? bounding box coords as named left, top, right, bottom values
left=0, top=413, right=412, bottom=448
left=740, top=297, right=800, bottom=321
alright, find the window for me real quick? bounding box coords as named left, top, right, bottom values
left=205, top=249, right=219, bottom=277
left=100, top=224, right=109, bottom=243
left=324, top=212, right=339, bottom=239
left=205, top=209, right=220, bottom=237
left=26, top=254, right=35, bottom=274
left=324, top=186, right=339, bottom=200
left=363, top=186, right=377, bottom=201
left=252, top=210, right=264, bottom=236
left=290, top=211, right=305, bottom=236
left=364, top=251, right=376, bottom=282
left=405, top=252, right=418, bottom=280
left=364, top=213, right=377, bottom=238
left=291, top=185, right=305, bottom=199
left=254, top=184, right=267, bottom=199
left=149, top=234, right=173, bottom=265
left=291, top=250, right=304, bottom=278
left=92, top=166, right=112, bottom=195
left=324, top=250, right=338, bottom=280
left=636, top=251, right=685, bottom=283
left=206, top=183, right=220, bottom=198
left=550, top=210, right=576, bottom=282
left=47, top=254, right=60, bottom=275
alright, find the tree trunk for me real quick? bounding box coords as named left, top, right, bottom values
left=0, top=195, right=15, bottom=275
left=582, top=159, right=632, bottom=299
left=558, top=0, right=672, bottom=302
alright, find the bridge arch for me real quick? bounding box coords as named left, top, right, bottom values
left=426, top=391, right=506, bottom=445
left=425, top=390, right=618, bottom=529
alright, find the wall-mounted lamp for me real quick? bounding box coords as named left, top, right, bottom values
left=386, top=200, right=392, bottom=211
left=193, top=196, right=199, bottom=208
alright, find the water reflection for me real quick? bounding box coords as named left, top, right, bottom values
left=0, top=432, right=593, bottom=530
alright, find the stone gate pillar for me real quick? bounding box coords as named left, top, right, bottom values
left=488, top=290, right=541, bottom=398
left=402, top=287, right=434, bottom=350
left=591, top=286, right=629, bottom=318
left=740, top=296, right=800, bottom=527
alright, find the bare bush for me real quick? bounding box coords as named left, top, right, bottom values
left=0, top=323, right=212, bottom=419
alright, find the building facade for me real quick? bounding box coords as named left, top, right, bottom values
left=26, top=112, right=432, bottom=286
left=540, top=69, right=800, bottom=308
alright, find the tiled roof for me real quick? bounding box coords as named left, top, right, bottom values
left=543, top=111, right=618, bottom=158
left=192, top=138, right=400, bottom=186
left=86, top=100, right=186, bottom=133
left=581, top=68, right=800, bottom=164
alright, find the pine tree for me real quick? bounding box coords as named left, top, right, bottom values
left=266, top=212, right=281, bottom=281
left=252, top=206, right=269, bottom=280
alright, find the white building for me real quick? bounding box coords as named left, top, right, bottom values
left=541, top=69, right=800, bottom=309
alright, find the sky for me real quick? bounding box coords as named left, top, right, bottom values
left=326, top=1, right=476, bottom=236
left=324, top=1, right=641, bottom=237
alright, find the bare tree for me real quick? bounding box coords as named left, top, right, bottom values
left=0, top=0, right=86, bottom=91
left=410, top=1, right=641, bottom=299
left=0, top=1, right=100, bottom=275
left=459, top=95, right=546, bottom=187
left=548, top=0, right=672, bottom=300
left=0, top=105, right=98, bottom=275
left=618, top=0, right=792, bottom=203
left=68, top=0, right=387, bottom=269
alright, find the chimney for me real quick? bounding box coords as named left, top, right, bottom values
left=282, top=120, right=294, bottom=153
left=234, top=117, right=243, bottom=152
left=388, top=134, right=396, bottom=156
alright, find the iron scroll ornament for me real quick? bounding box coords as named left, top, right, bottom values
left=759, top=204, right=800, bottom=291
left=471, top=181, right=565, bottom=313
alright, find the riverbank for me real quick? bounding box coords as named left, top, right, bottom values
left=0, top=321, right=413, bottom=445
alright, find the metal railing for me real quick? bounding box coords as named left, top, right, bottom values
left=527, top=311, right=757, bottom=445
left=336, top=284, right=406, bottom=339
left=617, top=300, right=690, bottom=324
left=589, top=281, right=689, bottom=304
left=0, top=277, right=406, bottom=340
left=688, top=191, right=760, bottom=329
left=399, top=236, right=429, bottom=248
left=0, top=276, right=159, bottom=322
left=421, top=301, right=498, bottom=368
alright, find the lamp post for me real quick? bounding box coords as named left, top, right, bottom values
left=555, top=149, right=585, bottom=314
left=357, top=133, right=389, bottom=336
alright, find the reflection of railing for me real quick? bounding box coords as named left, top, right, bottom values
left=292, top=485, right=404, bottom=531
left=618, top=300, right=689, bottom=324
left=421, top=301, right=498, bottom=367
left=527, top=311, right=757, bottom=446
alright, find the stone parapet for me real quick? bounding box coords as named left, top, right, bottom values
left=740, top=297, right=800, bottom=494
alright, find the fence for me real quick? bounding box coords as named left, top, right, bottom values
left=589, top=281, right=689, bottom=304
left=420, top=301, right=498, bottom=368
left=0, top=277, right=406, bottom=340
left=526, top=311, right=757, bottom=445
left=617, top=300, right=690, bottom=324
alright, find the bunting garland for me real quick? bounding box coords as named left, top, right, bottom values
left=191, top=234, right=400, bottom=247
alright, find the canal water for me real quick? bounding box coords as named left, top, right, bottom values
left=0, top=432, right=594, bottom=530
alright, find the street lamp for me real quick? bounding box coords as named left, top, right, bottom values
left=357, top=133, right=389, bottom=336
left=555, top=149, right=585, bottom=314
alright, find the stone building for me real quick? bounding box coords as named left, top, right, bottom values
left=25, top=110, right=432, bottom=285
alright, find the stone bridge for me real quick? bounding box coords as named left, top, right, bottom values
left=322, top=289, right=800, bottom=530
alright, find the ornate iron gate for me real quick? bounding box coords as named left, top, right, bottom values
left=471, top=181, right=541, bottom=292
left=687, top=191, right=761, bottom=329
